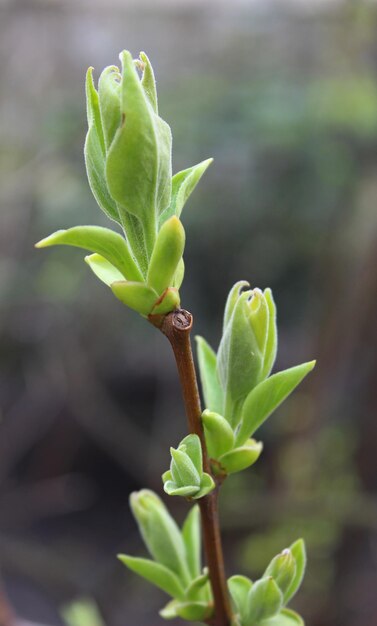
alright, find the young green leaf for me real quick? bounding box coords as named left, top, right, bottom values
left=182, top=435, right=204, bottom=473
left=185, top=571, right=210, bottom=601
left=140, top=51, right=158, bottom=114
left=283, top=539, right=307, bottom=604
left=84, top=68, right=120, bottom=225
left=111, top=281, right=158, bottom=315
left=218, top=439, right=263, bottom=475
left=182, top=505, right=201, bottom=579
left=195, top=336, right=223, bottom=414
left=105, top=51, right=171, bottom=243
left=118, top=555, right=185, bottom=599
left=261, top=288, right=277, bottom=378
left=195, top=473, right=216, bottom=499
left=98, top=65, right=122, bottom=150
left=85, top=253, right=124, bottom=286
left=163, top=435, right=215, bottom=499
left=36, top=225, right=143, bottom=282
left=235, top=361, right=316, bottom=446
left=264, top=549, right=297, bottom=598
left=258, top=608, right=304, bottom=626
left=247, top=288, right=269, bottom=354
left=129, top=490, right=190, bottom=584
left=159, top=158, right=213, bottom=224
left=147, top=216, right=185, bottom=295
left=217, top=290, right=266, bottom=427
left=246, top=577, right=283, bottom=625
left=160, top=599, right=213, bottom=622
left=172, top=258, right=185, bottom=290
left=170, top=447, right=201, bottom=489
left=201, top=410, right=235, bottom=459
left=223, top=281, right=249, bottom=334
left=228, top=575, right=252, bottom=622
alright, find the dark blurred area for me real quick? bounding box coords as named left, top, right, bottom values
left=1, top=0, right=377, bottom=625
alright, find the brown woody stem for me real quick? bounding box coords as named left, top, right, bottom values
left=151, top=308, right=233, bottom=626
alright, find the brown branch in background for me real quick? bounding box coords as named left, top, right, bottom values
left=0, top=583, right=16, bottom=626
left=151, top=309, right=233, bottom=626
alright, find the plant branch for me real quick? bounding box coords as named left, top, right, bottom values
left=151, top=309, right=233, bottom=626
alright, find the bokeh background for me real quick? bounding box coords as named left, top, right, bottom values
left=1, top=0, right=377, bottom=624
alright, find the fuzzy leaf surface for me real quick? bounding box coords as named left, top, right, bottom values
left=84, top=68, right=120, bottom=224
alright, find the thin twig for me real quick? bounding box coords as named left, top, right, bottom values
left=151, top=309, right=233, bottom=626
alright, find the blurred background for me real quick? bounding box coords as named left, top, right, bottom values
left=1, top=0, right=377, bottom=624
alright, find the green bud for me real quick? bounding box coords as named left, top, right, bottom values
left=201, top=410, right=235, bottom=459
left=246, top=577, right=283, bottom=625
left=162, top=434, right=215, bottom=499
left=170, top=447, right=201, bottom=489
left=264, top=549, right=297, bottom=596
left=217, top=283, right=277, bottom=427
left=129, top=489, right=190, bottom=584
left=37, top=51, right=212, bottom=316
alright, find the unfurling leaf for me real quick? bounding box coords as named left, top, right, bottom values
left=264, top=549, right=297, bottom=597
left=118, top=555, right=185, bottom=599
left=196, top=337, right=223, bottom=414
left=160, top=158, right=213, bottom=224
left=246, top=577, right=283, bottom=625
left=283, top=539, right=307, bottom=604
left=182, top=505, right=201, bottom=579
left=228, top=575, right=253, bottom=623
left=217, top=286, right=274, bottom=426
left=35, top=225, right=143, bottom=282
left=129, top=490, right=190, bottom=585
left=85, top=253, right=124, bottom=286
left=218, top=439, right=263, bottom=475
left=235, top=361, right=316, bottom=446
left=258, top=608, right=305, bottom=626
